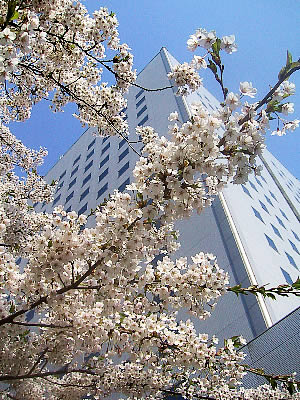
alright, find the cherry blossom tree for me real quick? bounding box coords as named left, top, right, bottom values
left=0, top=1, right=299, bottom=399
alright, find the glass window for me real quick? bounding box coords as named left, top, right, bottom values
left=137, top=104, right=147, bottom=118
left=249, top=181, right=258, bottom=192
left=82, top=173, right=91, bottom=187
left=100, top=154, right=109, bottom=169
left=269, top=191, right=277, bottom=202
left=280, top=209, right=289, bottom=221
left=73, top=154, right=81, bottom=166
left=56, top=181, right=64, bottom=192
left=99, top=168, right=108, bottom=182
left=285, top=252, right=298, bottom=270
left=80, top=187, right=89, bottom=202
left=121, top=107, right=127, bottom=114
left=271, top=224, right=282, bottom=239
left=87, top=138, right=96, bottom=150
left=138, top=115, right=148, bottom=126
left=102, top=137, right=109, bottom=143
left=259, top=200, right=269, bottom=214
left=265, top=234, right=278, bottom=253
left=135, top=89, right=144, bottom=99
left=78, top=203, right=88, bottom=215
left=66, top=205, right=72, bottom=213
left=66, top=191, right=74, bottom=203
left=97, top=182, right=108, bottom=199
left=119, top=147, right=129, bottom=163
left=255, top=176, right=263, bottom=187
left=84, top=160, right=93, bottom=173
left=118, top=178, right=130, bottom=192
left=118, top=161, right=129, bottom=178
left=280, top=267, right=293, bottom=285
left=102, top=142, right=110, bottom=155
left=289, top=240, right=299, bottom=255
left=292, top=230, right=300, bottom=242
left=136, top=96, right=145, bottom=109
left=264, top=195, right=273, bottom=207
left=68, top=177, right=77, bottom=190
left=260, top=175, right=267, bottom=183
left=241, top=185, right=252, bottom=198
left=86, top=148, right=94, bottom=161
left=59, top=170, right=66, bottom=180
left=71, top=165, right=78, bottom=177
left=252, top=207, right=264, bottom=223
left=118, top=138, right=126, bottom=149
left=276, top=216, right=286, bottom=229
left=53, top=194, right=61, bottom=206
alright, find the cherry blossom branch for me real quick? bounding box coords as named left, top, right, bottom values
left=228, top=278, right=300, bottom=300
left=11, top=321, right=73, bottom=329
left=0, top=258, right=103, bottom=326
left=19, top=62, right=142, bottom=157
left=239, top=63, right=300, bottom=126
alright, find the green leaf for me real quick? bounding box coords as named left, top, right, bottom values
left=292, top=277, right=300, bottom=289
left=286, top=50, right=292, bottom=66
left=287, top=381, right=295, bottom=395
left=212, top=38, right=221, bottom=55
left=207, top=59, right=217, bottom=75
left=266, top=293, right=276, bottom=300
left=47, top=239, right=53, bottom=248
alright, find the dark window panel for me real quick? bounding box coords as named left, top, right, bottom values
left=119, top=147, right=129, bottom=163
left=259, top=200, right=269, bottom=214
left=118, top=138, right=127, bottom=149
left=99, top=168, right=109, bottom=182
left=285, top=252, right=298, bottom=270
left=84, top=160, right=93, bottom=173
left=97, top=182, right=108, bottom=199
left=78, top=203, right=88, bottom=215
left=53, top=194, right=61, bottom=206
left=137, top=104, right=147, bottom=118
left=68, top=177, right=77, bottom=190
left=71, top=165, right=79, bottom=177
left=102, top=142, right=110, bottom=155
left=66, top=191, right=74, bottom=203
left=280, top=267, right=293, bottom=285
left=87, top=138, right=96, bottom=150
left=80, top=187, right=89, bottom=202
left=241, top=185, right=252, bottom=198
left=289, top=240, right=299, bottom=255
left=56, top=181, right=64, bottom=192
left=138, top=115, right=149, bottom=126
left=136, top=96, right=145, bottom=109
left=102, top=137, right=109, bottom=143
left=252, top=207, right=264, bottom=223
left=82, top=173, right=91, bottom=187
left=135, top=89, right=144, bottom=99
left=118, top=178, right=130, bottom=192
left=265, top=234, right=278, bottom=253
left=280, top=209, right=289, bottom=221
left=59, top=170, right=66, bottom=180
left=100, top=154, right=109, bottom=169
left=86, top=148, right=94, bottom=161
left=118, top=161, right=129, bottom=177
left=73, top=154, right=81, bottom=166
left=292, top=230, right=300, bottom=241
left=271, top=224, right=282, bottom=239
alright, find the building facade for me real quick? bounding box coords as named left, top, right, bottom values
left=34, top=48, right=300, bottom=378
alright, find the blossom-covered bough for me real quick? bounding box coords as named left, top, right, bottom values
left=0, top=2, right=300, bottom=399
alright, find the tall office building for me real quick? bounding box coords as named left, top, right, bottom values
left=34, top=48, right=300, bottom=380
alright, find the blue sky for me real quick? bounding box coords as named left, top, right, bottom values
left=11, top=0, right=300, bottom=178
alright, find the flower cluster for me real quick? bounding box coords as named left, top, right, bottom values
left=0, top=5, right=299, bottom=398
